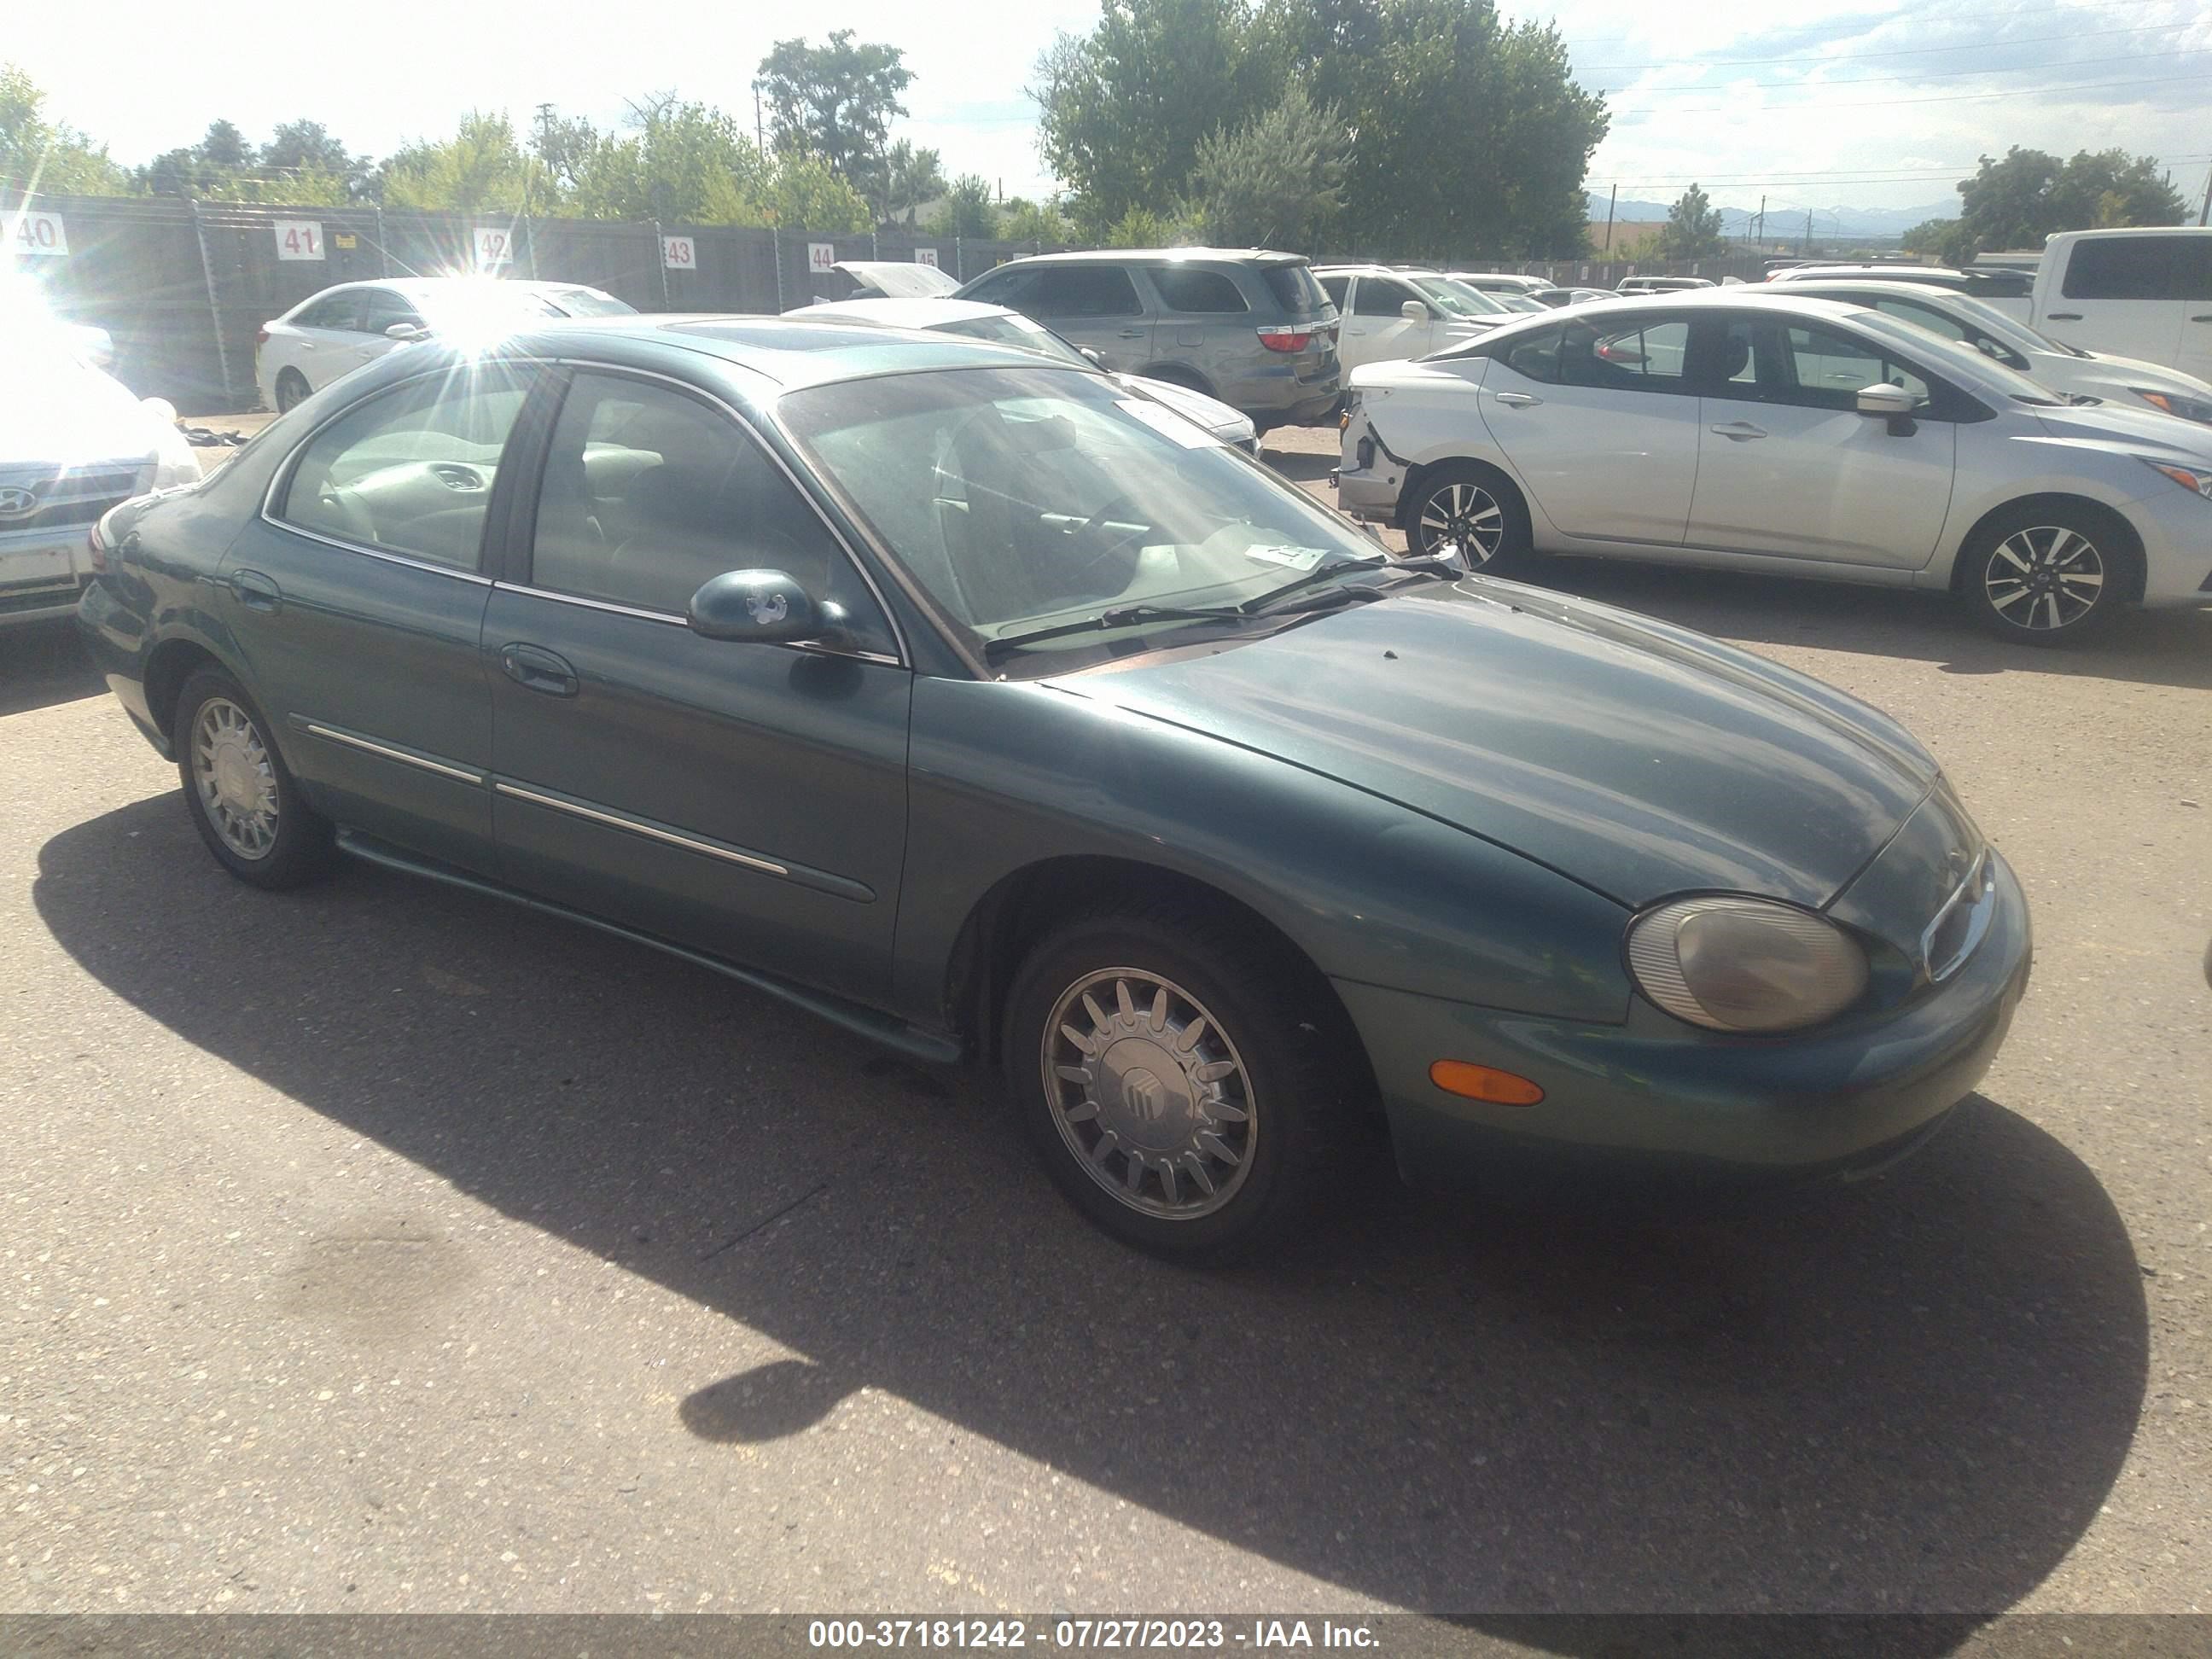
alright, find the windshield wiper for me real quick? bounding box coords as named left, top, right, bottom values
left=983, top=602, right=1254, bottom=659
left=1238, top=557, right=1390, bottom=613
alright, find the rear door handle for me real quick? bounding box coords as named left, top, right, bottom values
left=1117, top=328, right=1145, bottom=338
left=229, top=568, right=282, bottom=613
left=2192, top=314, right=2212, bottom=323
left=1492, top=391, right=1542, bottom=407
left=1710, top=421, right=1767, bottom=440
left=2044, top=311, right=2082, bottom=321
left=499, top=643, right=578, bottom=697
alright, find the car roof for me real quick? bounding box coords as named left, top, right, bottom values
left=1313, top=265, right=1416, bottom=277
left=977, top=247, right=1307, bottom=268
left=790, top=297, right=1015, bottom=328
left=299, top=276, right=608, bottom=300
left=2051, top=225, right=2211, bottom=242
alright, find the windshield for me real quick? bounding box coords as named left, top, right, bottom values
left=1410, top=276, right=1510, bottom=317
left=934, top=311, right=1093, bottom=369
left=777, top=365, right=1388, bottom=667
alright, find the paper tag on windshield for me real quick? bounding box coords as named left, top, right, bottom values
left=1241, top=544, right=1327, bottom=570
left=1116, top=398, right=1224, bottom=448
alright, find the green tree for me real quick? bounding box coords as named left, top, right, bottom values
left=754, top=32, right=912, bottom=199
left=2050, top=148, right=2187, bottom=230
left=1188, top=80, right=1349, bottom=250
left=1656, top=182, right=1726, bottom=261
left=529, top=106, right=602, bottom=198
left=260, top=119, right=374, bottom=201
left=379, top=112, right=544, bottom=214
left=881, top=138, right=946, bottom=225
left=0, top=64, right=129, bottom=195
left=1000, top=196, right=1071, bottom=243
left=927, top=172, right=998, bottom=238
left=1104, top=204, right=1180, bottom=247
left=1902, top=216, right=1978, bottom=265
left=1955, top=148, right=2064, bottom=252
left=764, top=152, right=873, bottom=232
left=567, top=97, right=770, bottom=224
left=1953, top=145, right=2186, bottom=256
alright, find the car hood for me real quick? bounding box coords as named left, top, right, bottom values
left=2028, top=397, right=2212, bottom=461
left=1120, top=374, right=1254, bottom=441
left=1045, top=578, right=1941, bottom=910
left=0, top=366, right=162, bottom=472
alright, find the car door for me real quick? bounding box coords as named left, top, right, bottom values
left=278, top=291, right=369, bottom=392
left=482, top=366, right=912, bottom=1003
left=1474, top=314, right=1699, bottom=545
left=1023, top=265, right=1152, bottom=371
left=1143, top=262, right=1249, bottom=390
left=217, top=357, right=538, bottom=873
left=1685, top=313, right=1956, bottom=568
left=355, top=288, right=428, bottom=375
left=2041, top=235, right=2188, bottom=370
left=1336, top=276, right=1434, bottom=371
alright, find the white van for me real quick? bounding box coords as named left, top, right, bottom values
left=2033, top=227, right=2212, bottom=380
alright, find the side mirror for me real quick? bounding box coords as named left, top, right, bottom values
left=1401, top=300, right=1431, bottom=323
left=688, top=569, right=820, bottom=643
left=386, top=322, right=431, bottom=341
left=1855, top=383, right=1917, bottom=417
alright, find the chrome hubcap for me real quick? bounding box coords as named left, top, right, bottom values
left=1417, top=482, right=1505, bottom=566
left=192, top=698, right=279, bottom=859
left=1041, top=969, right=1255, bottom=1220
left=1987, top=526, right=2104, bottom=631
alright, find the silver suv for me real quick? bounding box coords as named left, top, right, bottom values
left=956, top=249, right=1342, bottom=433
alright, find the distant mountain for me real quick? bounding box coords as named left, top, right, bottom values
left=1585, top=193, right=1959, bottom=240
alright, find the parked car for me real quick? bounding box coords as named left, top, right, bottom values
left=1446, top=272, right=1552, bottom=300
left=3, top=321, right=201, bottom=631
left=1727, top=277, right=2212, bottom=425
left=1769, top=263, right=2033, bottom=321
left=1336, top=291, right=2212, bottom=643
left=1534, top=287, right=1615, bottom=308
left=824, top=260, right=962, bottom=300
left=79, top=314, right=2030, bottom=1255
left=1313, top=266, right=1510, bottom=373
left=1616, top=276, right=1716, bottom=294
left=256, top=278, right=637, bottom=412
left=954, top=249, right=1340, bottom=433
left=2030, top=228, right=2212, bottom=381
left=789, top=296, right=1258, bottom=451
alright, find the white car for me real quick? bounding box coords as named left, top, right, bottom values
left=1335, top=291, right=2212, bottom=643
left=1446, top=271, right=1552, bottom=299
left=1770, top=262, right=2034, bottom=322
left=2031, top=227, right=2212, bottom=381
left=3, top=323, right=201, bottom=630
left=255, top=278, right=636, bottom=412
left=1615, top=276, right=1715, bottom=294
left=789, top=297, right=1260, bottom=451
left=1734, top=278, right=2212, bottom=427
left=1313, top=267, right=1510, bottom=373
left=827, top=260, right=962, bottom=300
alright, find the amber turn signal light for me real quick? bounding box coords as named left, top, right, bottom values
left=1429, top=1060, right=1545, bottom=1106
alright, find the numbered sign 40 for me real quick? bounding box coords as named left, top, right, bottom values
left=274, top=220, right=324, bottom=261
left=661, top=235, right=696, bottom=271
left=11, top=211, right=68, bottom=257
left=472, top=226, right=515, bottom=269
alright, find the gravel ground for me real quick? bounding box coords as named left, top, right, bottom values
left=1, top=416, right=2206, bottom=1628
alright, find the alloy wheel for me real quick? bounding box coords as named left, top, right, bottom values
left=1985, top=525, right=2105, bottom=632
left=1417, top=481, right=1505, bottom=567
left=192, top=698, right=279, bottom=859
left=1040, top=968, right=1256, bottom=1220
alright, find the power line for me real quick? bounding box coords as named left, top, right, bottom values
left=1595, top=44, right=2212, bottom=95
left=1580, top=16, right=2201, bottom=72
left=1606, top=68, right=2210, bottom=114
left=1556, top=0, right=2186, bottom=51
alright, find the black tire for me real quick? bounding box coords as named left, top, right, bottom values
left=1401, top=461, right=1533, bottom=573
left=274, top=370, right=311, bottom=414
left=1956, top=501, right=2132, bottom=645
left=1002, top=905, right=1366, bottom=1262
left=172, top=667, right=335, bottom=889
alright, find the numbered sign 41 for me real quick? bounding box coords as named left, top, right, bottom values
left=661, top=235, right=696, bottom=271
left=274, top=220, right=324, bottom=260
left=11, top=211, right=68, bottom=257
left=807, top=242, right=836, bottom=275
left=472, top=226, right=515, bottom=269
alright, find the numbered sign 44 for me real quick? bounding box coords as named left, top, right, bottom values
left=12, top=211, right=68, bottom=257
left=807, top=242, right=837, bottom=275
left=274, top=220, right=324, bottom=261
left=472, top=226, right=515, bottom=269
left=661, top=235, right=696, bottom=271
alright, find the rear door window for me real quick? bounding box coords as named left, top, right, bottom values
left=1497, top=325, right=1563, bottom=384
left=1150, top=266, right=1248, bottom=314
left=358, top=288, right=426, bottom=334
left=1033, top=265, right=1144, bottom=318
left=1318, top=275, right=1350, bottom=311
left=2063, top=236, right=2174, bottom=300
left=1560, top=317, right=1692, bottom=391
left=294, top=293, right=364, bottom=332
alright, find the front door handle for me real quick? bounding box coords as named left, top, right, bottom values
left=229, top=568, right=282, bottom=613
left=2044, top=311, right=2082, bottom=321
left=1710, top=421, right=1767, bottom=440
left=499, top=643, right=578, bottom=697
left=1492, top=391, right=1542, bottom=408
left=1117, top=328, right=1145, bottom=338
left=2192, top=314, right=2212, bottom=323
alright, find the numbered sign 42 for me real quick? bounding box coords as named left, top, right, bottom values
left=274, top=220, right=324, bottom=261
left=807, top=242, right=836, bottom=275
left=915, top=247, right=940, bottom=269
left=472, top=226, right=515, bottom=269
left=661, top=235, right=696, bottom=271
left=11, top=211, right=67, bottom=257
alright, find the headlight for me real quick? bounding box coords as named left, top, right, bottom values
left=2132, top=388, right=2212, bottom=424
left=1626, top=896, right=1869, bottom=1033
left=2141, top=457, right=2212, bottom=500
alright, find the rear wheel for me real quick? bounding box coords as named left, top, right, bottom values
left=1958, top=502, right=2129, bottom=644
left=173, top=667, right=335, bottom=888
left=1402, top=462, right=1532, bottom=573
left=274, top=369, right=311, bottom=413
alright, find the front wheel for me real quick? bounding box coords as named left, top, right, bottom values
left=173, top=667, right=335, bottom=888
left=1958, top=504, right=2130, bottom=644
left=1402, top=463, right=1531, bottom=573
left=1003, top=908, right=1363, bottom=1261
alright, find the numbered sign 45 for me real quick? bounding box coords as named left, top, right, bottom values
left=472, top=226, right=515, bottom=269
left=914, top=247, right=940, bottom=269
left=274, top=220, right=324, bottom=261
left=807, top=242, right=837, bottom=275
left=12, top=211, right=68, bottom=257
left=661, top=235, right=696, bottom=271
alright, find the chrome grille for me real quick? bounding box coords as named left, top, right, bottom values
left=0, top=467, right=143, bottom=534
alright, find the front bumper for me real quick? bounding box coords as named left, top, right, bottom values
left=2122, top=483, right=2212, bottom=607
left=1338, top=850, right=2032, bottom=1194
left=1, top=527, right=97, bottom=630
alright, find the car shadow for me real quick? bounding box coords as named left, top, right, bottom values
left=35, top=797, right=2149, bottom=1632
left=0, top=622, right=106, bottom=718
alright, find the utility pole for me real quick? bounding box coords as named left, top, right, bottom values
left=1755, top=195, right=1765, bottom=245
left=1804, top=208, right=1813, bottom=257
left=2199, top=165, right=2211, bottom=227
left=754, top=88, right=765, bottom=155
left=1604, top=183, right=1617, bottom=254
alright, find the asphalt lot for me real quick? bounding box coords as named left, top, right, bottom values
left=1, top=416, right=2207, bottom=1632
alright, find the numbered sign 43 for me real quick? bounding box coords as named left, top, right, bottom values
left=12, top=211, right=68, bottom=257
left=807, top=242, right=836, bottom=275
left=661, top=235, right=696, bottom=271
left=274, top=220, right=324, bottom=261
left=915, top=247, right=940, bottom=269
left=472, top=226, right=515, bottom=269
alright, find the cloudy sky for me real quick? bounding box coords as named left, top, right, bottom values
left=12, top=0, right=2210, bottom=223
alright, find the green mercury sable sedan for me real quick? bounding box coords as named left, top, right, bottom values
left=78, top=316, right=2030, bottom=1259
